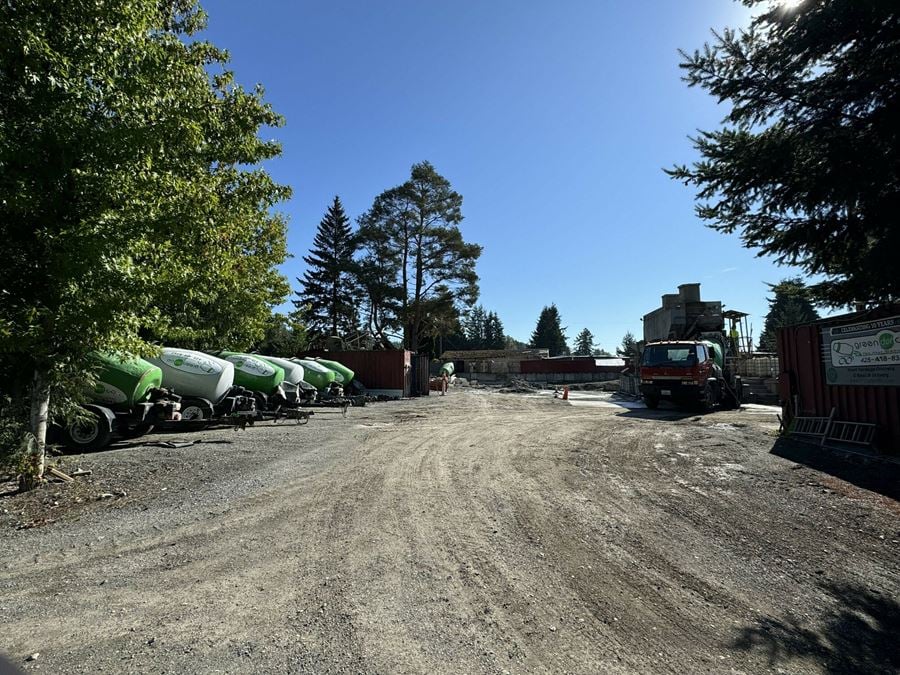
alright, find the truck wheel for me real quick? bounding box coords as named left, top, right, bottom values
left=64, top=406, right=113, bottom=450
left=181, top=398, right=214, bottom=421
left=698, top=384, right=715, bottom=413
left=643, top=396, right=660, bottom=409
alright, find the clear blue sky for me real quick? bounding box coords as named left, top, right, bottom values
left=202, top=0, right=809, bottom=352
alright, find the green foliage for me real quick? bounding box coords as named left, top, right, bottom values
left=0, top=1, right=290, bottom=470
left=0, top=394, right=29, bottom=474
left=252, top=312, right=308, bottom=357
left=617, top=331, right=640, bottom=361
left=504, top=336, right=528, bottom=351
left=357, top=161, right=482, bottom=352
left=354, top=219, right=405, bottom=350
left=668, top=0, right=900, bottom=307
left=294, top=196, right=359, bottom=344
left=573, top=328, right=595, bottom=356
left=462, top=306, right=506, bottom=350
left=758, top=278, right=821, bottom=352
left=530, top=304, right=569, bottom=357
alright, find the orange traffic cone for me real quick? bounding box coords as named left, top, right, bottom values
left=562, top=386, right=569, bottom=401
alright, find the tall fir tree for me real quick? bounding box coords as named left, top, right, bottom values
left=294, top=196, right=359, bottom=343
left=485, top=312, right=506, bottom=349
left=464, top=305, right=488, bottom=347
left=758, top=278, right=820, bottom=352
left=668, top=0, right=900, bottom=306
left=530, top=304, right=569, bottom=356
left=462, top=306, right=506, bottom=349
left=617, top=331, right=640, bottom=362
left=573, top=328, right=595, bottom=356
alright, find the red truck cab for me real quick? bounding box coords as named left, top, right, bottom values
left=639, top=340, right=718, bottom=410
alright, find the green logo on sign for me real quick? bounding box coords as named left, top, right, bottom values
left=827, top=367, right=838, bottom=383
left=878, top=331, right=893, bottom=350
left=174, top=358, right=184, bottom=366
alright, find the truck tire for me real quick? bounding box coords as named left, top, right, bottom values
left=697, top=383, right=715, bottom=413
left=643, top=395, right=660, bottom=409
left=180, top=397, right=215, bottom=421
left=721, top=376, right=742, bottom=410
left=64, top=405, right=114, bottom=450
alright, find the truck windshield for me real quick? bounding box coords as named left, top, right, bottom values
left=641, top=344, right=697, bottom=367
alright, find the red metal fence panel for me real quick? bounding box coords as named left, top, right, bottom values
left=778, top=312, right=900, bottom=452
left=301, top=350, right=410, bottom=396
left=414, top=354, right=430, bottom=397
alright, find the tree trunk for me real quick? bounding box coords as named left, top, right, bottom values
left=410, top=221, right=424, bottom=354
left=21, top=369, right=50, bottom=490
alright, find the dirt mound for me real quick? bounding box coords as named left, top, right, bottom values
left=498, top=378, right=539, bottom=394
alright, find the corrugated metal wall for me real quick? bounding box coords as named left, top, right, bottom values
left=414, top=354, right=430, bottom=397
left=301, top=350, right=410, bottom=395
left=778, top=322, right=900, bottom=452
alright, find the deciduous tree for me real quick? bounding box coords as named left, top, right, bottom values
left=0, top=1, right=290, bottom=484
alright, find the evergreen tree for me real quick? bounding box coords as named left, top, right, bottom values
left=617, top=331, right=640, bottom=361
left=668, top=1, right=900, bottom=307
left=486, top=312, right=506, bottom=349
left=357, top=162, right=482, bottom=352
left=758, top=278, right=820, bottom=352
left=573, top=328, right=595, bottom=356
left=461, top=306, right=507, bottom=349
left=530, top=304, right=569, bottom=356
left=294, top=196, right=359, bottom=343
left=464, top=306, right=488, bottom=347
left=355, top=225, right=404, bottom=350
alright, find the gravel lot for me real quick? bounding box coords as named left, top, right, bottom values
left=1, top=388, right=898, bottom=674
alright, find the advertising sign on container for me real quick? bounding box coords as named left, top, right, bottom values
left=821, top=315, right=900, bottom=386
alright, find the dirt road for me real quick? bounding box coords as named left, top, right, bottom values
left=2, top=389, right=898, bottom=673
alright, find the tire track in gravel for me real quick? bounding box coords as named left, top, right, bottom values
left=2, top=389, right=897, bottom=674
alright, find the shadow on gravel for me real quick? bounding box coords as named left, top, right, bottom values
left=731, top=583, right=900, bottom=674
left=770, top=438, right=900, bottom=501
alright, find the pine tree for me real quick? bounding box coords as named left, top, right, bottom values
left=758, top=278, right=820, bottom=352
left=486, top=312, right=506, bottom=349
left=668, top=1, right=900, bottom=306
left=573, top=328, right=595, bottom=356
left=294, top=196, right=359, bottom=343
left=617, top=331, right=640, bottom=361
left=464, top=306, right=487, bottom=347
left=357, top=162, right=482, bottom=352
left=530, top=304, right=569, bottom=356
